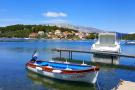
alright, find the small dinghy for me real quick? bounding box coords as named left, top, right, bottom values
left=125, top=40, right=135, bottom=45
left=26, top=51, right=99, bottom=84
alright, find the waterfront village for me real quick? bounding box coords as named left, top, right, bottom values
left=0, top=25, right=96, bottom=40
left=29, top=30, right=95, bottom=40
left=0, top=24, right=134, bottom=40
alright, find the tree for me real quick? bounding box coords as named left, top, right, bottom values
left=86, top=33, right=96, bottom=39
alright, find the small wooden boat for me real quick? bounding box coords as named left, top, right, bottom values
left=26, top=51, right=99, bottom=84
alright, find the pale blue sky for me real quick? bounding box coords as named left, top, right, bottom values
left=0, top=0, right=135, bottom=33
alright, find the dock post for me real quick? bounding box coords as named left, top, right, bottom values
left=71, top=51, right=72, bottom=60
left=69, top=51, right=71, bottom=60
left=60, top=51, right=61, bottom=59
left=111, top=56, right=113, bottom=64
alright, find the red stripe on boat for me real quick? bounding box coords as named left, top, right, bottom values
left=61, top=67, right=99, bottom=74
left=26, top=63, right=36, bottom=68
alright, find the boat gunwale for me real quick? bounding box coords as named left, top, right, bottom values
left=26, top=60, right=99, bottom=74
left=36, top=60, right=91, bottom=67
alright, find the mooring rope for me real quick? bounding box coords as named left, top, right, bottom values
left=96, top=78, right=101, bottom=90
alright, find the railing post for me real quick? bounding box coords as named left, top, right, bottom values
left=69, top=51, right=71, bottom=60
left=111, top=56, right=113, bottom=64
left=71, top=51, right=72, bottom=60
left=60, top=51, right=61, bottom=59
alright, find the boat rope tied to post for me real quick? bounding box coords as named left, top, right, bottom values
left=64, top=59, right=69, bottom=64
left=81, top=60, right=87, bottom=65
left=65, top=64, right=72, bottom=70
left=96, top=79, right=101, bottom=90
left=95, top=64, right=100, bottom=90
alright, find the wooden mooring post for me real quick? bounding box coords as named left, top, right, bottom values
left=68, top=51, right=72, bottom=60
left=59, top=51, right=61, bottom=59
left=111, top=56, right=114, bottom=64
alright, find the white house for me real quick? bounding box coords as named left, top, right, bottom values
left=55, top=30, right=61, bottom=35
left=38, top=31, right=44, bottom=36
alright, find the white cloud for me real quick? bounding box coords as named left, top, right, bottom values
left=43, top=12, right=67, bottom=18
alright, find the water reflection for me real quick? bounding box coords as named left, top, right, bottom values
left=26, top=70, right=96, bottom=90
left=92, top=54, right=120, bottom=65
left=0, top=39, right=135, bottom=90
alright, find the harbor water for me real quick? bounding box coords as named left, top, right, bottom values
left=0, top=39, right=135, bottom=90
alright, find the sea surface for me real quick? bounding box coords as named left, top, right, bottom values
left=0, top=39, right=135, bottom=90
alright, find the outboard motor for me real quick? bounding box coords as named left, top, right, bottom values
left=30, top=50, right=38, bottom=62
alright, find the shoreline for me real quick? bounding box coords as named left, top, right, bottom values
left=0, top=38, right=95, bottom=42
left=0, top=37, right=133, bottom=40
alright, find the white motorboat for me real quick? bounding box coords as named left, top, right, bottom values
left=91, top=33, right=121, bottom=53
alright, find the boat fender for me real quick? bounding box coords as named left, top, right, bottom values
left=36, top=66, right=42, bottom=71
left=52, top=70, right=62, bottom=73
left=46, top=66, right=53, bottom=68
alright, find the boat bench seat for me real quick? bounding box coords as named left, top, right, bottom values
left=95, top=44, right=116, bottom=47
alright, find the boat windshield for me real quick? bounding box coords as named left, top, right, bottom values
left=99, top=34, right=116, bottom=45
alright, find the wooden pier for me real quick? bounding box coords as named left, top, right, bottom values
left=113, top=80, right=135, bottom=90
left=52, top=48, right=135, bottom=70
left=52, top=48, right=135, bottom=58
left=52, top=48, right=135, bottom=89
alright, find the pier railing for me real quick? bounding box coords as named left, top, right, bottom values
left=52, top=48, right=135, bottom=70
left=52, top=48, right=135, bottom=58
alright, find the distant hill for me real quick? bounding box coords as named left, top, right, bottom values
left=0, top=24, right=132, bottom=39
left=46, top=23, right=104, bottom=33
left=0, top=24, right=78, bottom=38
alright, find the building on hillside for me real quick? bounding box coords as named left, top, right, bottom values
left=29, top=33, right=38, bottom=38
left=63, top=31, right=69, bottom=38
left=48, top=32, right=52, bottom=34
left=75, top=32, right=79, bottom=36
left=55, top=30, right=61, bottom=35
left=38, top=31, right=44, bottom=36
left=77, top=32, right=85, bottom=39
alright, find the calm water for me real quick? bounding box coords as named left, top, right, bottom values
left=0, top=39, right=135, bottom=90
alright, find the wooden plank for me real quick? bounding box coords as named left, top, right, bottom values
left=114, top=80, right=135, bottom=90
